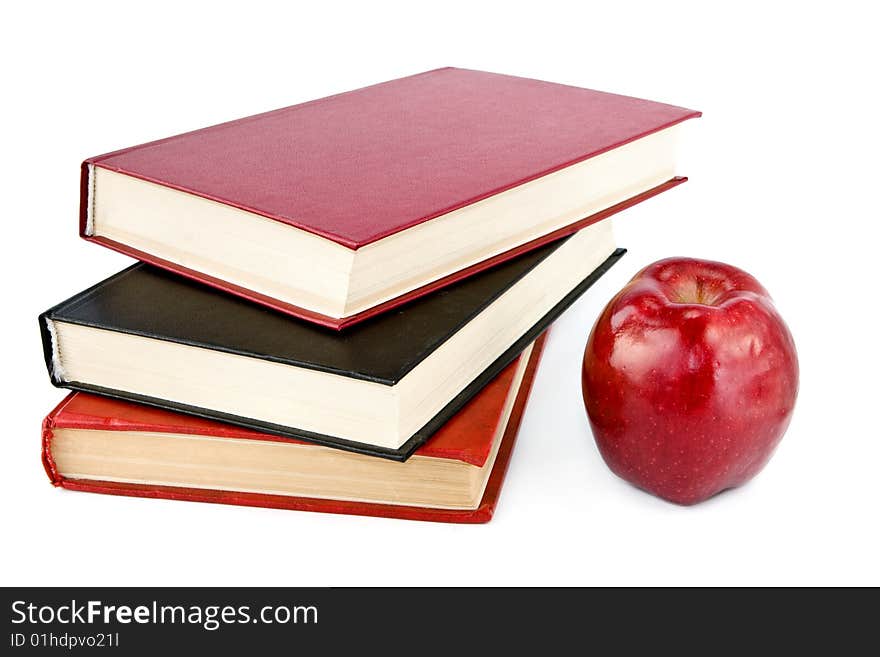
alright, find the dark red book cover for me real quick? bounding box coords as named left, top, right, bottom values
left=82, top=67, right=698, bottom=328
left=41, top=335, right=547, bottom=523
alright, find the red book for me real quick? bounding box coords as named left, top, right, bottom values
left=82, top=68, right=699, bottom=328
left=41, top=336, right=546, bottom=523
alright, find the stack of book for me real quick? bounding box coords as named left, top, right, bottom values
left=38, top=68, right=699, bottom=522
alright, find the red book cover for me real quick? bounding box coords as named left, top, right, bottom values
left=82, top=68, right=699, bottom=329
left=41, top=335, right=547, bottom=523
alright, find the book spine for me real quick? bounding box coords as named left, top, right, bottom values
left=41, top=395, right=79, bottom=486
left=79, top=161, right=92, bottom=237
left=38, top=313, right=62, bottom=386
left=41, top=417, right=59, bottom=485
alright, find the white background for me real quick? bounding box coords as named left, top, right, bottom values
left=2, top=1, right=878, bottom=586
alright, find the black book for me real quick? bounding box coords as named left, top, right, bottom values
left=40, top=222, right=623, bottom=460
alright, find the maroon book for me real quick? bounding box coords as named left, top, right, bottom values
left=82, top=68, right=699, bottom=328
left=41, top=336, right=547, bottom=523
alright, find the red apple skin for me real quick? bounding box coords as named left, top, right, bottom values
left=582, top=258, right=798, bottom=505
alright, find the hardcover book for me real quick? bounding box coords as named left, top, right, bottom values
left=82, top=67, right=698, bottom=328
left=41, top=336, right=546, bottom=523
left=40, top=219, right=623, bottom=459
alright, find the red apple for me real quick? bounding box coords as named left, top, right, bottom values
left=581, top=257, right=798, bottom=505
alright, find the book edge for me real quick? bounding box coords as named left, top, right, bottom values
left=48, top=238, right=566, bottom=385
left=45, top=345, right=526, bottom=468
left=40, top=250, right=623, bottom=461
left=44, top=332, right=546, bottom=524
left=83, top=176, right=684, bottom=330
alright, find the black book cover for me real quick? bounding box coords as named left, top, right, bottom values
left=40, top=240, right=624, bottom=460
